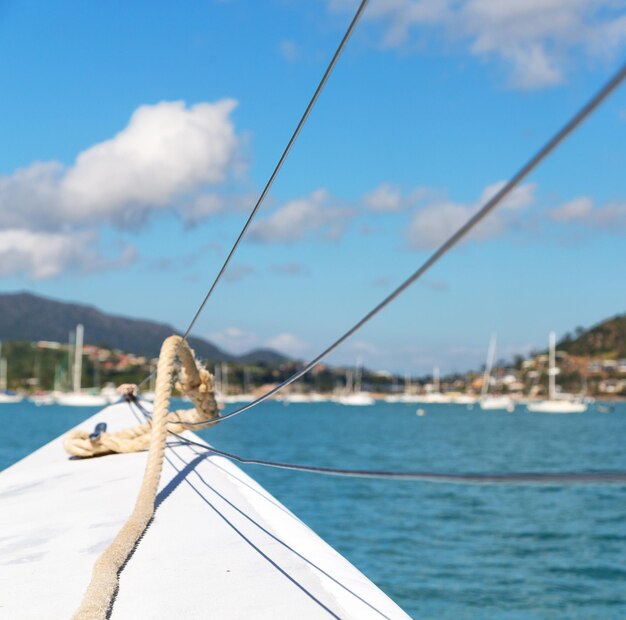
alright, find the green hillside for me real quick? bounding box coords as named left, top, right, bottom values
left=0, top=292, right=289, bottom=365
left=559, top=314, right=626, bottom=359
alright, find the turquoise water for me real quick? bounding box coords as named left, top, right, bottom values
left=2, top=400, right=626, bottom=619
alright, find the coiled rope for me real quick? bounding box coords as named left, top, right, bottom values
left=67, top=336, right=219, bottom=620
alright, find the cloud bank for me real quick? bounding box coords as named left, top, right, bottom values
left=0, top=99, right=241, bottom=278
left=330, top=0, right=626, bottom=89
left=407, top=181, right=536, bottom=250
left=250, top=189, right=354, bottom=243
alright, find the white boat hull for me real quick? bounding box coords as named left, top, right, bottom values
left=29, top=394, right=55, bottom=406
left=384, top=394, right=430, bottom=404
left=335, top=393, right=375, bottom=406
left=527, top=400, right=587, bottom=413
left=0, top=403, right=410, bottom=619
left=0, top=392, right=24, bottom=404
left=480, top=396, right=515, bottom=412
left=54, top=392, right=111, bottom=407
left=452, top=395, right=477, bottom=405
left=411, top=393, right=452, bottom=404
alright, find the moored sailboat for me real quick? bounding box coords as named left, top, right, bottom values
left=0, top=345, right=23, bottom=404
left=335, top=361, right=375, bottom=406
left=54, top=325, right=111, bottom=407
left=527, top=332, right=588, bottom=414
left=412, top=366, right=452, bottom=404
left=479, top=335, right=515, bottom=412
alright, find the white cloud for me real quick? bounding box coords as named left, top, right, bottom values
left=363, top=184, right=428, bottom=212
left=223, top=264, right=255, bottom=283
left=590, top=201, right=626, bottom=228
left=0, top=100, right=241, bottom=231
left=0, top=230, right=135, bottom=279
left=551, top=196, right=594, bottom=222
left=265, top=332, right=310, bottom=356
left=269, top=262, right=309, bottom=276
left=407, top=181, right=536, bottom=250
left=549, top=196, right=626, bottom=230
left=250, top=189, right=354, bottom=243
left=0, top=100, right=241, bottom=278
left=207, top=327, right=259, bottom=354
left=423, top=279, right=448, bottom=291
left=181, top=193, right=224, bottom=226
left=279, top=40, right=301, bottom=62
left=479, top=180, right=535, bottom=211
left=61, top=100, right=239, bottom=223
left=330, top=0, right=626, bottom=89
left=363, top=183, right=403, bottom=211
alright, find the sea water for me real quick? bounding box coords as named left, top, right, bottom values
left=1, top=400, right=625, bottom=619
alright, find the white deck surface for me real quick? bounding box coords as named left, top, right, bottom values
left=0, top=402, right=410, bottom=619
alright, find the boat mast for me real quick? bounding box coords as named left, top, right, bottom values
left=222, top=363, right=229, bottom=397
left=0, top=358, right=6, bottom=392
left=481, top=334, right=497, bottom=399
left=548, top=331, right=556, bottom=401
left=346, top=368, right=353, bottom=393
left=67, top=330, right=74, bottom=391
left=243, top=366, right=251, bottom=394
left=355, top=357, right=363, bottom=393
left=73, top=324, right=84, bottom=394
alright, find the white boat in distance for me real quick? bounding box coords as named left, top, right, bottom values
left=28, top=393, right=55, bottom=406
left=336, top=391, right=376, bottom=406
left=480, top=395, right=515, bottom=412
left=54, top=391, right=111, bottom=407
left=0, top=391, right=23, bottom=404
left=527, top=332, right=588, bottom=414
left=411, top=367, right=453, bottom=404
left=384, top=374, right=436, bottom=403
left=0, top=346, right=23, bottom=403
left=54, top=324, right=113, bottom=407
left=335, top=362, right=375, bottom=406
left=526, top=399, right=588, bottom=414
left=479, top=335, right=515, bottom=412
left=451, top=394, right=477, bottom=405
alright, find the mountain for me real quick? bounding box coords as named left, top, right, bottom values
left=0, top=292, right=289, bottom=365
left=558, top=313, right=626, bottom=359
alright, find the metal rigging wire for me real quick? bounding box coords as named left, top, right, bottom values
left=127, top=400, right=626, bottom=486
left=138, top=0, right=369, bottom=388
left=177, top=60, right=626, bottom=428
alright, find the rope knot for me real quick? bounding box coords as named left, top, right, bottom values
left=64, top=337, right=220, bottom=460
left=117, top=383, right=138, bottom=400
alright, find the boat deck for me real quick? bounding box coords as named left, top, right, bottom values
left=0, top=402, right=409, bottom=619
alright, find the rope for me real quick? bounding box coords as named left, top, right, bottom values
left=177, top=59, right=626, bottom=429
left=138, top=0, right=370, bottom=390
left=68, top=336, right=219, bottom=620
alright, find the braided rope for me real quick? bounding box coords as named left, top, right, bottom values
left=68, top=335, right=219, bottom=619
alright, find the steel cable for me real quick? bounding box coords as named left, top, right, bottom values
left=138, top=0, right=370, bottom=388
left=176, top=60, right=626, bottom=427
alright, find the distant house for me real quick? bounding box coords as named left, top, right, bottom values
left=587, top=361, right=602, bottom=373
left=37, top=340, right=62, bottom=350
left=599, top=379, right=625, bottom=394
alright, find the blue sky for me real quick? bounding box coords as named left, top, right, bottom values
left=1, top=0, right=625, bottom=373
